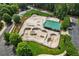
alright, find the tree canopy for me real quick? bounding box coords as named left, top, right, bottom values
left=2, top=13, right=12, bottom=24
left=12, top=14, right=21, bottom=23
left=61, top=15, right=70, bottom=31
left=9, top=33, right=22, bottom=47
left=61, top=35, right=79, bottom=56
left=16, top=42, right=33, bottom=56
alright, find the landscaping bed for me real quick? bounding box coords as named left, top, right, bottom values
left=12, top=16, right=27, bottom=33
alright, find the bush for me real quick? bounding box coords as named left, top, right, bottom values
left=2, top=13, right=12, bottom=24
left=16, top=42, right=33, bottom=56
left=62, top=35, right=79, bottom=56
left=6, top=5, right=15, bottom=16
left=4, top=32, right=10, bottom=43
left=11, top=4, right=19, bottom=14
left=61, top=15, right=70, bottom=31
left=0, top=7, right=11, bottom=16
left=23, top=10, right=53, bottom=17
left=12, top=14, right=21, bottom=23
left=9, top=33, right=22, bottom=47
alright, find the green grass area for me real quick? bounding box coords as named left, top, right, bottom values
left=23, top=36, right=65, bottom=56
left=61, top=35, right=79, bottom=56
left=18, top=35, right=79, bottom=56
left=23, top=10, right=53, bottom=17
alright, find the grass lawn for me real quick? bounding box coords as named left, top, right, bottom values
left=23, top=9, right=53, bottom=17
left=21, top=35, right=79, bottom=56
left=23, top=36, right=65, bottom=56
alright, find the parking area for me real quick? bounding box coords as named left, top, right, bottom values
left=68, top=17, right=79, bottom=50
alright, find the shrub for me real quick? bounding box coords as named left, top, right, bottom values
left=61, top=15, right=70, bottom=31
left=0, top=7, right=11, bottom=16
left=2, top=13, right=12, bottom=24
left=4, top=32, right=10, bottom=43
left=63, top=35, right=79, bottom=56
left=6, top=5, right=15, bottom=16
left=16, top=42, right=33, bottom=56
left=23, top=10, right=53, bottom=17
left=11, top=4, right=19, bottom=14
left=12, top=14, right=21, bottom=23
left=9, top=33, right=22, bottom=47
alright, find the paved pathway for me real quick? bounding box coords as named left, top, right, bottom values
left=69, top=17, right=79, bottom=50
left=0, top=24, right=14, bottom=56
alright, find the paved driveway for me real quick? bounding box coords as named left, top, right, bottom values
left=0, top=24, right=14, bottom=56
left=68, top=17, right=79, bottom=50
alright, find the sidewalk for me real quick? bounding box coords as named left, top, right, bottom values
left=0, top=20, right=7, bottom=36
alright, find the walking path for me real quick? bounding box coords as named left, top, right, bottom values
left=27, top=6, right=53, bottom=15
left=69, top=17, right=79, bottom=50
left=0, top=20, right=7, bottom=36
left=0, top=22, right=14, bottom=56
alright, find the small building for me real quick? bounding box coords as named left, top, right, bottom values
left=43, top=20, right=61, bottom=31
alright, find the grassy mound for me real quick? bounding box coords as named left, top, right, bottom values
left=23, top=10, right=53, bottom=17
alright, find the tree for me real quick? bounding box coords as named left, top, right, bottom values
left=62, top=35, right=79, bottom=56
left=54, top=4, right=68, bottom=20
left=66, top=4, right=75, bottom=16
left=16, top=42, right=33, bottom=56
left=32, top=3, right=54, bottom=12
left=0, top=4, right=3, bottom=10
left=4, top=32, right=10, bottom=43
left=61, top=15, right=70, bottom=31
left=11, top=4, right=19, bottom=14
left=18, top=3, right=28, bottom=11
left=0, top=4, right=3, bottom=20
left=0, top=10, right=3, bottom=20
left=9, top=33, right=22, bottom=47
left=12, top=14, right=21, bottom=23
left=2, top=13, right=12, bottom=24
left=6, top=5, right=15, bottom=16
left=0, top=7, right=11, bottom=16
